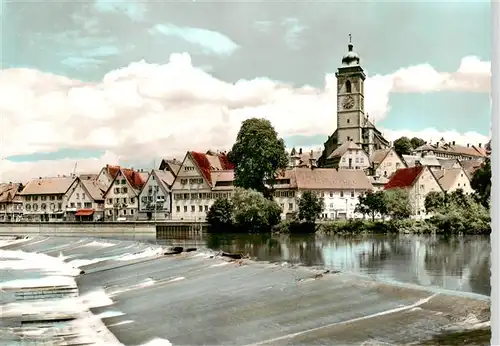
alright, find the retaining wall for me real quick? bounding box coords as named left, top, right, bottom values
left=0, top=222, right=158, bottom=241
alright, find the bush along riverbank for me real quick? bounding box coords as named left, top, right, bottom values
left=207, top=186, right=490, bottom=236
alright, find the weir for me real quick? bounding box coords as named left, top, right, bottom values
left=0, top=236, right=491, bottom=345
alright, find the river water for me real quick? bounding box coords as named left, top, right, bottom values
left=156, top=232, right=491, bottom=296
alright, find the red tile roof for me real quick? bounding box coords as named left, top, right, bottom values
left=384, top=166, right=424, bottom=190
left=190, top=151, right=234, bottom=185
left=106, top=165, right=146, bottom=191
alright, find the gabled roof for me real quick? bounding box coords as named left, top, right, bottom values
left=414, top=142, right=487, bottom=158
left=433, top=168, right=466, bottom=191
left=0, top=183, right=23, bottom=203
left=384, top=166, right=424, bottom=190
left=189, top=151, right=234, bottom=186
left=437, top=158, right=460, bottom=169
left=102, top=166, right=147, bottom=197
left=19, top=177, right=76, bottom=195
left=460, top=159, right=484, bottom=178
left=370, top=149, right=390, bottom=165
left=81, top=179, right=107, bottom=201
left=154, top=170, right=175, bottom=191
left=327, top=141, right=362, bottom=160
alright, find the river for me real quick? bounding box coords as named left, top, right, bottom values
left=156, top=232, right=491, bottom=296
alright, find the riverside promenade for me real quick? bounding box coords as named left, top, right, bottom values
left=0, top=236, right=491, bottom=345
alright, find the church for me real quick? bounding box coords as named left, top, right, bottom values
left=318, top=37, right=390, bottom=168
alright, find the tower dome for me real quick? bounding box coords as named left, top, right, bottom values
left=341, top=35, right=360, bottom=66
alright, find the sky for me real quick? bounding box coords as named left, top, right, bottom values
left=0, top=1, right=492, bottom=182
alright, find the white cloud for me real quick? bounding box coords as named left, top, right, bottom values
left=0, top=53, right=490, bottom=182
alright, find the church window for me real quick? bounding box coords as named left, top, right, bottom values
left=345, top=80, right=352, bottom=93
left=347, top=119, right=350, bottom=124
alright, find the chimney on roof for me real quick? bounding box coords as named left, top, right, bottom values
left=299, top=148, right=302, bottom=155
left=479, top=143, right=482, bottom=148
left=467, top=143, right=470, bottom=147
left=452, top=141, right=455, bottom=146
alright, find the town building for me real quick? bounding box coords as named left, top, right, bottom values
left=322, top=141, right=370, bottom=170
left=158, top=158, right=182, bottom=176
left=18, top=177, right=76, bottom=222
left=103, top=166, right=148, bottom=221
left=384, top=166, right=443, bottom=217
left=460, top=159, right=485, bottom=179
left=371, top=148, right=406, bottom=178
left=412, top=138, right=487, bottom=161
left=0, top=183, right=23, bottom=222
left=171, top=151, right=234, bottom=221
left=138, top=170, right=175, bottom=220
left=65, top=177, right=107, bottom=221
left=293, top=168, right=373, bottom=220
left=319, top=38, right=390, bottom=167
left=433, top=168, right=474, bottom=194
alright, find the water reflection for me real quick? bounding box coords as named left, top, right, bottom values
left=156, top=232, right=490, bottom=296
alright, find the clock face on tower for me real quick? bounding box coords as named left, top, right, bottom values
left=342, top=96, right=355, bottom=110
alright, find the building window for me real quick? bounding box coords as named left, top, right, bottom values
left=340, top=191, right=344, bottom=197
left=131, top=209, right=134, bottom=214
left=280, top=203, right=284, bottom=209
left=351, top=191, right=355, bottom=198
left=41, top=196, right=47, bottom=201
left=184, top=206, right=187, bottom=212
left=77, top=203, right=82, bottom=208
left=329, top=203, right=333, bottom=208
left=76, top=193, right=79, bottom=199
left=204, top=205, right=208, bottom=212
left=176, top=206, right=180, bottom=212
left=130, top=197, right=135, bottom=204
left=345, top=80, right=352, bottom=93
left=84, top=202, right=92, bottom=208
left=347, top=119, right=350, bottom=124
left=329, top=192, right=333, bottom=197
left=58, top=203, right=62, bottom=210
left=191, top=205, right=195, bottom=212
left=70, top=202, right=75, bottom=208
left=122, top=187, right=128, bottom=193
left=50, top=203, right=55, bottom=210
left=288, top=203, right=293, bottom=210
left=121, top=179, right=126, bottom=185
left=347, top=136, right=351, bottom=141
left=199, top=205, right=203, bottom=212
left=82, top=194, right=86, bottom=200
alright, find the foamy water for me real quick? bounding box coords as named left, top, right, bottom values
left=0, top=237, right=173, bottom=346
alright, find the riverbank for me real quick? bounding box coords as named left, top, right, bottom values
left=274, top=218, right=491, bottom=235
left=0, top=236, right=490, bottom=345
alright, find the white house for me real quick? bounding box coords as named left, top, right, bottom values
left=324, top=141, right=370, bottom=170
left=294, top=168, right=373, bottom=220
left=171, top=151, right=233, bottom=221
left=433, top=167, right=474, bottom=194
left=138, top=170, right=175, bottom=220
left=384, top=165, right=443, bottom=217
left=65, top=177, right=107, bottom=221
left=103, top=167, right=148, bottom=221
left=18, top=176, right=76, bottom=222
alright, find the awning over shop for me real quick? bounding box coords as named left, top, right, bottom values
left=75, top=209, right=95, bottom=216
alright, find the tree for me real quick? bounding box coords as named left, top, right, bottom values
left=384, top=189, right=412, bottom=220
left=229, top=118, right=289, bottom=196
left=206, top=198, right=234, bottom=229
left=393, top=137, right=413, bottom=156
left=471, top=158, right=491, bottom=208
left=424, top=191, right=446, bottom=213
left=410, top=137, right=425, bottom=150
left=355, top=191, right=387, bottom=221
left=297, top=191, right=324, bottom=224
left=231, top=188, right=282, bottom=233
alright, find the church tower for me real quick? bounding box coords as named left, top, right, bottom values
left=336, top=35, right=366, bottom=147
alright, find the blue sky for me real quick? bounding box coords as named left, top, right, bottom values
left=1, top=1, right=491, bottom=172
